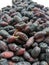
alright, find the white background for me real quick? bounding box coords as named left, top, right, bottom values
left=0, top=0, right=49, bottom=9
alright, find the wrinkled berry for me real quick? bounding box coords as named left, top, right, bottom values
left=31, top=46, right=41, bottom=58
left=1, top=51, right=14, bottom=58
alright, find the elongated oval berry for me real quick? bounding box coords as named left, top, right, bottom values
left=7, top=36, right=16, bottom=43
left=2, top=14, right=13, bottom=24
left=1, top=51, right=14, bottom=58
left=12, top=56, right=24, bottom=62
left=0, top=21, right=8, bottom=27
left=39, top=42, right=48, bottom=52
left=22, top=16, right=29, bottom=22
left=0, top=30, right=11, bottom=38
left=23, top=51, right=34, bottom=62
left=34, top=31, right=45, bottom=42
left=4, top=25, right=14, bottom=31
left=31, top=46, right=41, bottom=58
left=24, top=36, right=34, bottom=48
left=0, top=59, right=8, bottom=65
left=14, top=15, right=22, bottom=22
left=16, top=48, right=25, bottom=56
left=8, top=44, right=17, bottom=51
left=14, top=32, right=28, bottom=41
left=0, top=40, right=8, bottom=51
left=15, top=23, right=27, bottom=31
left=40, top=61, right=48, bottom=65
